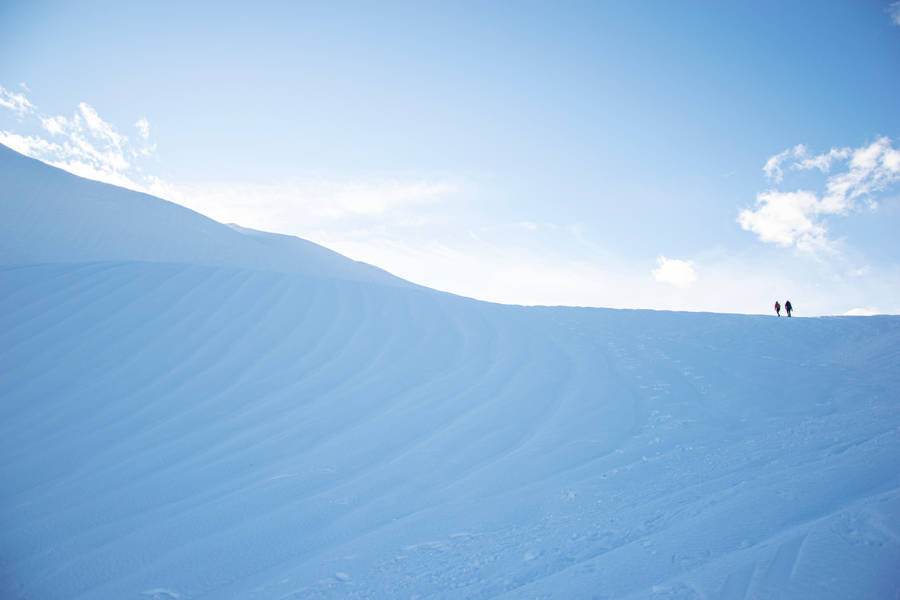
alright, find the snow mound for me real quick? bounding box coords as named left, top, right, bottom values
left=0, top=143, right=408, bottom=287
left=1, top=144, right=899, bottom=599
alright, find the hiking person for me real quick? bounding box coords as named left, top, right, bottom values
left=775, top=300, right=781, bottom=316
left=785, top=300, right=792, bottom=317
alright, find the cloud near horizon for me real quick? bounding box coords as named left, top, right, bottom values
left=843, top=306, right=881, bottom=316
left=651, top=256, right=698, bottom=288
left=151, top=177, right=459, bottom=237
left=2, top=84, right=897, bottom=316
left=0, top=85, right=459, bottom=231
left=739, top=138, right=900, bottom=255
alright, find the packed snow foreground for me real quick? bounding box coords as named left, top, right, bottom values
left=1, top=143, right=899, bottom=600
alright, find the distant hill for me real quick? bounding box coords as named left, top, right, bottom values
left=0, top=143, right=411, bottom=287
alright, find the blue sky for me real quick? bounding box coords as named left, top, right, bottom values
left=2, top=1, right=900, bottom=315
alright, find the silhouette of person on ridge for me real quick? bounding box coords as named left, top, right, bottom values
left=785, top=300, right=793, bottom=317
left=775, top=300, right=781, bottom=317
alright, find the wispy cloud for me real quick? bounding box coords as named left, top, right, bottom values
left=793, top=146, right=851, bottom=174
left=3, top=86, right=895, bottom=316
left=0, top=85, right=35, bottom=116
left=0, top=85, right=157, bottom=190
left=321, top=225, right=900, bottom=315
left=0, top=131, right=63, bottom=156
left=762, top=144, right=805, bottom=183
left=152, top=177, right=459, bottom=236
left=651, top=256, right=698, bottom=288
left=888, top=1, right=900, bottom=26
left=77, top=102, right=125, bottom=149
left=820, top=137, right=900, bottom=211
left=843, top=307, right=880, bottom=316
left=40, top=115, right=68, bottom=135
left=740, top=137, right=900, bottom=255
left=135, top=117, right=150, bottom=140
left=0, top=84, right=460, bottom=240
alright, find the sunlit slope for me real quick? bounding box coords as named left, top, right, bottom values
left=0, top=143, right=408, bottom=287
left=1, top=261, right=899, bottom=599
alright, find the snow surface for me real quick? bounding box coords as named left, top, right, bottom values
left=0, top=145, right=408, bottom=288
left=1, top=143, right=900, bottom=599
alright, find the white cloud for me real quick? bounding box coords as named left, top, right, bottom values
left=763, top=144, right=805, bottom=183
left=889, top=1, right=900, bottom=26
left=310, top=179, right=454, bottom=218
left=742, top=138, right=900, bottom=254
left=738, top=190, right=828, bottom=251
left=0, top=85, right=35, bottom=116
left=793, top=147, right=850, bottom=174
left=884, top=147, right=900, bottom=172
left=47, top=159, right=144, bottom=190
left=827, top=137, right=900, bottom=202
left=41, top=115, right=69, bottom=135
left=153, top=177, right=459, bottom=237
left=3, top=86, right=897, bottom=316
left=78, top=102, right=125, bottom=148
left=324, top=225, right=900, bottom=316
left=135, top=117, right=150, bottom=140
left=0, top=87, right=162, bottom=192
left=651, top=256, right=698, bottom=288
left=843, top=307, right=880, bottom=316
left=0, top=83, right=460, bottom=241
left=762, top=149, right=788, bottom=183
left=0, top=131, right=63, bottom=156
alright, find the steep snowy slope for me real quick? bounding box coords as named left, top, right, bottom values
left=1, top=145, right=899, bottom=599
left=0, top=144, right=408, bottom=287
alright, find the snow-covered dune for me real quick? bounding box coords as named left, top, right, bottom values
left=0, top=144, right=408, bottom=288
left=1, top=145, right=899, bottom=599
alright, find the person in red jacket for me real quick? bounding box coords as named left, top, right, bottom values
left=775, top=300, right=781, bottom=316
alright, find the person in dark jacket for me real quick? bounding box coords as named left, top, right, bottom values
left=785, top=300, right=793, bottom=317
left=775, top=301, right=781, bottom=316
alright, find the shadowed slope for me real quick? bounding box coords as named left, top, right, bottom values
left=1, top=262, right=899, bottom=599
left=1, top=144, right=899, bottom=598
